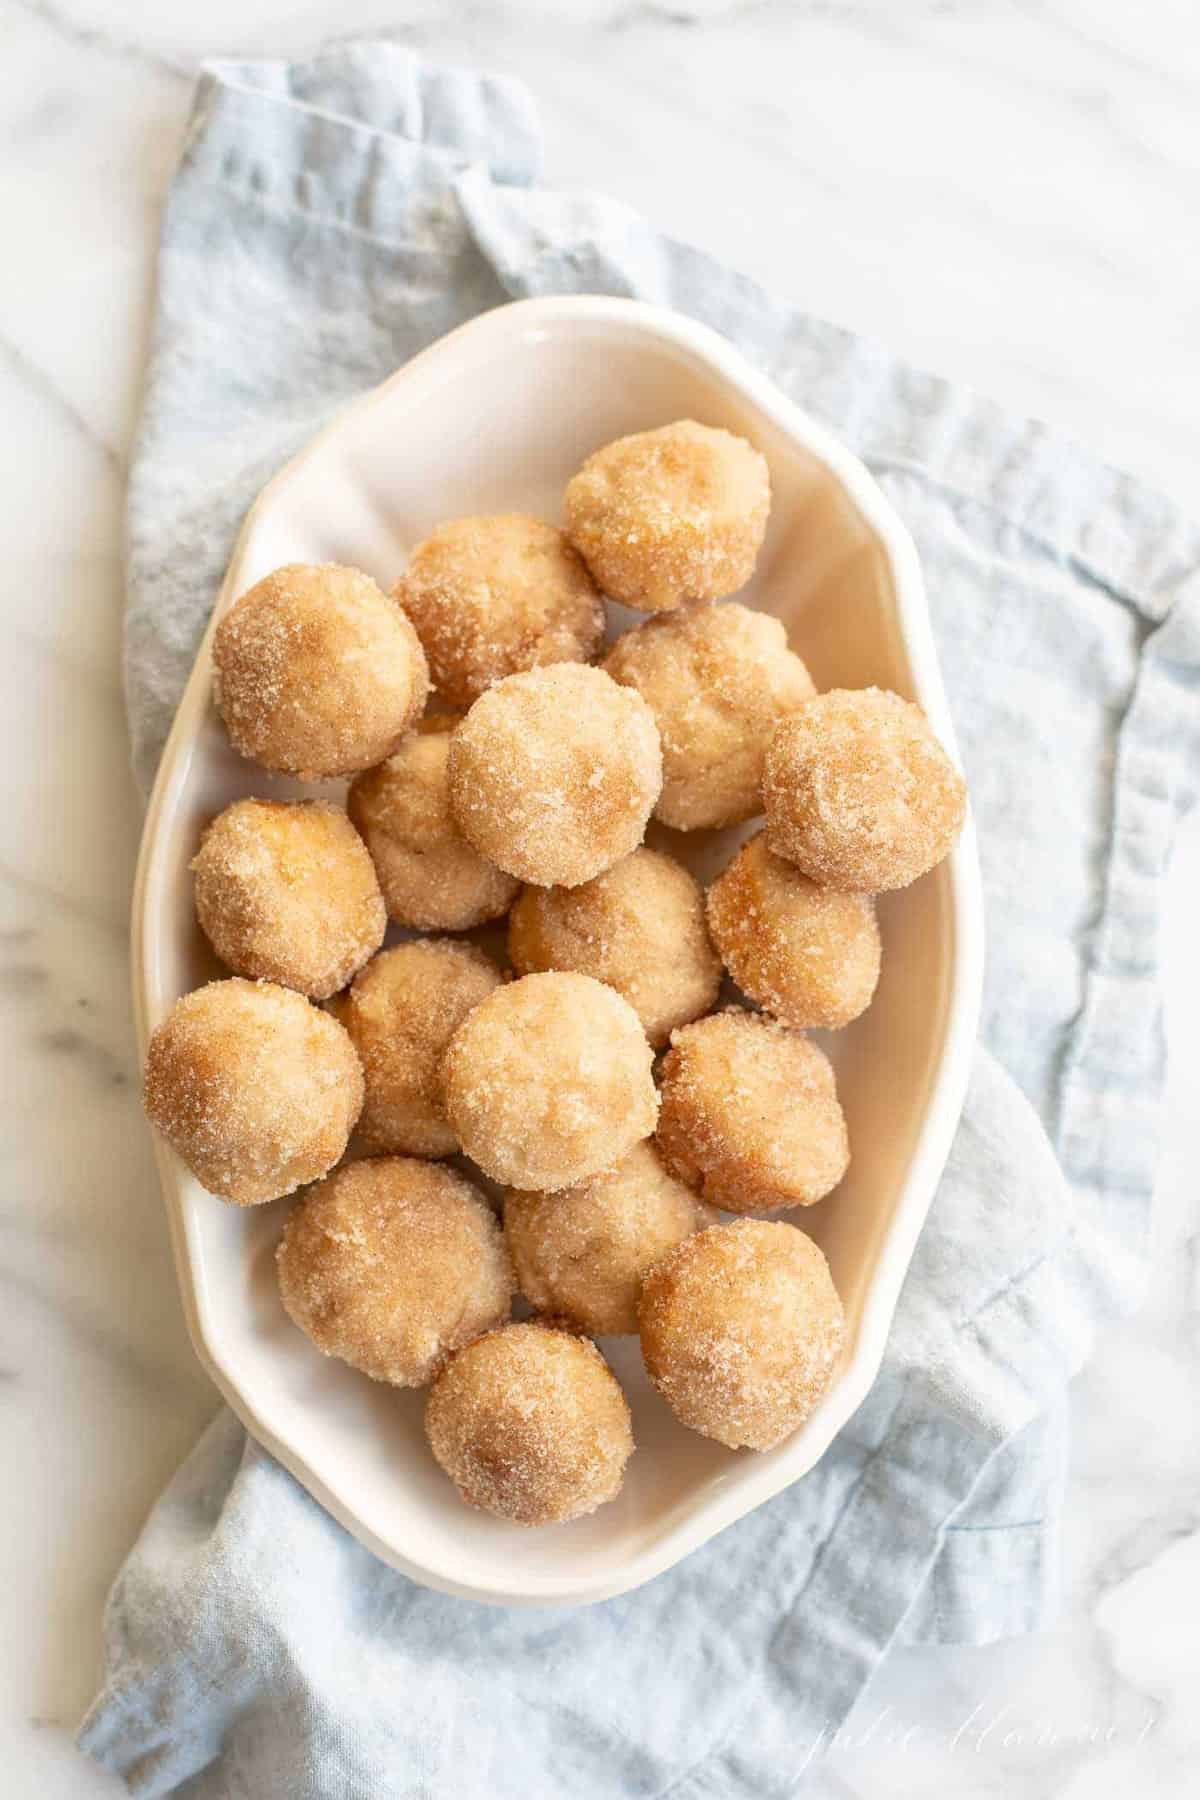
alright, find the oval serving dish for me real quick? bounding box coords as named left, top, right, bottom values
left=132, top=295, right=984, bottom=1606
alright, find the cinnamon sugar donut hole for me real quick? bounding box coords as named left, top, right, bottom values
left=706, top=832, right=881, bottom=1031
left=504, top=1141, right=717, bottom=1336
left=656, top=1011, right=848, bottom=1213
left=276, top=1157, right=513, bottom=1387
left=330, top=940, right=504, bottom=1158
left=507, top=847, right=720, bottom=1048
left=638, top=1219, right=845, bottom=1450
left=348, top=716, right=519, bottom=931
left=212, top=563, right=428, bottom=779
left=143, top=978, right=363, bottom=1206
left=763, top=688, right=967, bottom=892
left=564, top=421, right=770, bottom=612
left=394, top=515, right=605, bottom=711
left=442, top=971, right=658, bottom=1191
left=447, top=664, right=662, bottom=889
left=603, top=602, right=814, bottom=830
left=191, top=798, right=386, bottom=1000
left=425, top=1323, right=633, bottom=1523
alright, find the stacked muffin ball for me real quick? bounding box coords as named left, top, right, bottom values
left=143, top=420, right=967, bottom=1526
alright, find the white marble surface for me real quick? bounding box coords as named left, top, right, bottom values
left=2, top=2, right=1199, bottom=1795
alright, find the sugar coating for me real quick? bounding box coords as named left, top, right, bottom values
left=447, top=664, right=662, bottom=889
left=394, top=515, right=605, bottom=710
left=763, top=687, right=967, bottom=892
left=424, top=1322, right=633, bottom=1523
left=348, top=716, right=519, bottom=930
left=441, top=971, right=658, bottom=1191
left=639, top=1219, right=845, bottom=1450
left=330, top=940, right=504, bottom=1158
left=191, top=797, right=386, bottom=1000
left=504, top=1140, right=717, bottom=1336
left=656, top=1010, right=848, bottom=1213
left=706, top=832, right=881, bottom=1031
left=276, top=1157, right=513, bottom=1387
left=507, top=846, right=720, bottom=1048
left=564, top=421, right=770, bottom=613
left=603, top=601, right=814, bottom=829
left=212, top=563, right=429, bottom=778
left=143, top=978, right=363, bottom=1206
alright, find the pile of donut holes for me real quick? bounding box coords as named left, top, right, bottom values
left=143, top=420, right=966, bottom=1526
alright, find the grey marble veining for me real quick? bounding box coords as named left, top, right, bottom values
left=1, top=3, right=1198, bottom=1796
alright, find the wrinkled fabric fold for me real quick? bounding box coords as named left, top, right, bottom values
left=86, top=41, right=1200, bottom=1799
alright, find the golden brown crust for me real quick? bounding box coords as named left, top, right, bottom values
left=330, top=939, right=505, bottom=1158
left=763, top=687, right=967, bottom=891
left=564, top=421, right=770, bottom=613
left=441, top=971, right=658, bottom=1191
left=446, top=665, right=662, bottom=889
left=191, top=798, right=386, bottom=999
left=706, top=832, right=880, bottom=1030
left=424, top=1322, right=633, bottom=1522
left=212, top=562, right=428, bottom=778
left=504, top=1141, right=716, bottom=1336
left=507, top=847, right=720, bottom=1047
left=276, top=1157, right=513, bottom=1386
left=655, top=1010, right=848, bottom=1212
left=639, top=1219, right=845, bottom=1450
left=603, top=602, right=814, bottom=829
left=394, top=515, right=605, bottom=710
left=142, top=978, right=363, bottom=1205
left=348, top=717, right=519, bottom=931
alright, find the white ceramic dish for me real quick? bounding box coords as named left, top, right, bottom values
left=132, top=295, right=984, bottom=1606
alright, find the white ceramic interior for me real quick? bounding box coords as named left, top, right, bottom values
left=132, top=296, right=984, bottom=1606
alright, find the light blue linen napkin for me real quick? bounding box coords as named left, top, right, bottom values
left=81, top=44, right=1200, bottom=1798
